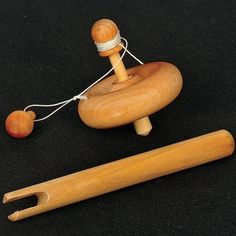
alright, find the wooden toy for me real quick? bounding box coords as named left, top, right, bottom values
left=5, top=19, right=182, bottom=138
left=3, top=130, right=234, bottom=221
left=79, top=19, right=183, bottom=136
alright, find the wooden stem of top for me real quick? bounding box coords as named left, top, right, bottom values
left=91, top=19, right=152, bottom=136
left=109, top=53, right=128, bottom=82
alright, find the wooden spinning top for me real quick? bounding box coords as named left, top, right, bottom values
left=78, top=19, right=183, bottom=135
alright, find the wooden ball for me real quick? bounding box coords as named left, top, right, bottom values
left=5, top=110, right=36, bottom=138
left=91, top=19, right=123, bottom=57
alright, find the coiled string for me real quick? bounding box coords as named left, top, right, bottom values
left=24, top=35, right=144, bottom=122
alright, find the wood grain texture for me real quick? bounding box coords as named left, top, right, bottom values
left=79, top=62, right=183, bottom=129
left=91, top=19, right=123, bottom=57
left=109, top=52, right=129, bottom=82
left=109, top=52, right=152, bottom=135
left=90, top=19, right=153, bottom=136
left=5, top=110, right=36, bottom=138
left=3, top=130, right=234, bottom=221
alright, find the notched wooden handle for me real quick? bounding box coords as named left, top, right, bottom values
left=3, top=130, right=235, bottom=221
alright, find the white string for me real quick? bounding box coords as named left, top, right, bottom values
left=120, top=39, right=144, bottom=65
left=24, top=36, right=144, bottom=122
left=95, top=31, right=121, bottom=52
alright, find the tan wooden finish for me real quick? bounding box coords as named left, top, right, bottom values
left=91, top=19, right=123, bottom=57
left=4, top=130, right=234, bottom=221
left=81, top=19, right=175, bottom=136
left=79, top=19, right=183, bottom=135
left=79, top=62, right=182, bottom=129
left=5, top=110, right=36, bottom=138
left=109, top=52, right=152, bottom=135
left=109, top=52, right=129, bottom=82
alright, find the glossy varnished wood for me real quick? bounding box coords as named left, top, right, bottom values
left=3, top=130, right=234, bottom=221
left=88, top=19, right=156, bottom=135
left=91, top=19, right=123, bottom=57
left=5, top=110, right=36, bottom=138
left=79, top=62, right=183, bottom=129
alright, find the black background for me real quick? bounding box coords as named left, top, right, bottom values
left=0, top=0, right=236, bottom=235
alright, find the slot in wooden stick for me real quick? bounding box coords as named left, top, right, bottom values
left=3, top=130, right=234, bottom=221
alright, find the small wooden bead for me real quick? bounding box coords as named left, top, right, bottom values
left=5, top=110, right=36, bottom=138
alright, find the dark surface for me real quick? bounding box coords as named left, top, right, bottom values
left=0, top=0, right=235, bottom=235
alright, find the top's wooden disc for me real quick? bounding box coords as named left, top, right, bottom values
left=78, top=62, right=183, bottom=129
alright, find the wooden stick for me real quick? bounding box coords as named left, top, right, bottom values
left=3, top=130, right=234, bottom=221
